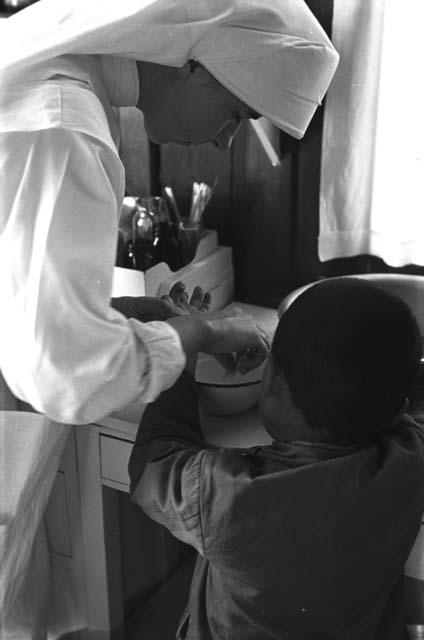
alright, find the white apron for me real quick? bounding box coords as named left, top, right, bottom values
left=0, top=405, right=69, bottom=639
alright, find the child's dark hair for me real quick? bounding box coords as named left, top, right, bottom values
left=272, top=278, right=422, bottom=445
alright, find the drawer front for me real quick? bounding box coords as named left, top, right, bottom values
left=100, top=435, right=132, bottom=487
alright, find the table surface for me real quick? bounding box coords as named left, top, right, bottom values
left=98, top=401, right=272, bottom=448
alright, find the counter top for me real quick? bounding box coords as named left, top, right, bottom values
left=20, top=394, right=272, bottom=448
left=97, top=401, right=272, bottom=448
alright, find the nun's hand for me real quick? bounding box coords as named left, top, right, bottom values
left=205, top=312, right=270, bottom=374
left=193, top=305, right=270, bottom=375
left=166, top=307, right=270, bottom=375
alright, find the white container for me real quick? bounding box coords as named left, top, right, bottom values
left=112, top=229, right=234, bottom=311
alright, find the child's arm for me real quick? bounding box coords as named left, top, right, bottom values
left=128, top=370, right=210, bottom=555
left=129, top=370, right=205, bottom=487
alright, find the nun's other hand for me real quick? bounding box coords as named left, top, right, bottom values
left=161, top=282, right=211, bottom=315
left=191, top=305, right=270, bottom=375
left=212, top=316, right=270, bottom=375
left=111, top=295, right=181, bottom=322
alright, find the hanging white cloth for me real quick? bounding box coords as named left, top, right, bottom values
left=319, top=0, right=424, bottom=267
left=0, top=412, right=70, bottom=639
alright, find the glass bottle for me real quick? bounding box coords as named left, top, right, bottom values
left=131, top=201, right=156, bottom=271
left=138, top=197, right=182, bottom=271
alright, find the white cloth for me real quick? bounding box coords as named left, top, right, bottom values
left=0, top=412, right=70, bottom=638
left=319, top=0, right=424, bottom=266
left=0, top=54, right=185, bottom=424
left=0, top=0, right=339, bottom=139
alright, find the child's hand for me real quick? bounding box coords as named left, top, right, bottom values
left=161, top=281, right=211, bottom=315
left=162, top=282, right=212, bottom=375
left=111, top=282, right=210, bottom=324
left=111, top=295, right=182, bottom=322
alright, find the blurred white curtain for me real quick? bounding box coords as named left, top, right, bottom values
left=319, top=0, right=424, bottom=267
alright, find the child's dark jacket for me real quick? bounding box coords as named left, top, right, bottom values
left=129, top=372, right=424, bottom=639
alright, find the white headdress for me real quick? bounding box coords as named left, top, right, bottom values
left=0, top=0, right=339, bottom=138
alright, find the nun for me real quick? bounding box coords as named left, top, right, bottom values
left=0, top=0, right=338, bottom=424
left=0, top=1, right=338, bottom=636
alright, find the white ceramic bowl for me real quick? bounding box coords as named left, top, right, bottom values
left=197, top=375, right=263, bottom=416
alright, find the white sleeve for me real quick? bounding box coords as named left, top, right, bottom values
left=0, top=128, right=186, bottom=424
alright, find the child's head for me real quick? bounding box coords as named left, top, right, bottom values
left=260, top=278, right=422, bottom=445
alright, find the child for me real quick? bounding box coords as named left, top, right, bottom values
left=129, top=277, right=424, bottom=640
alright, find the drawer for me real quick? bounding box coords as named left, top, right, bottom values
left=100, top=435, right=132, bottom=488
